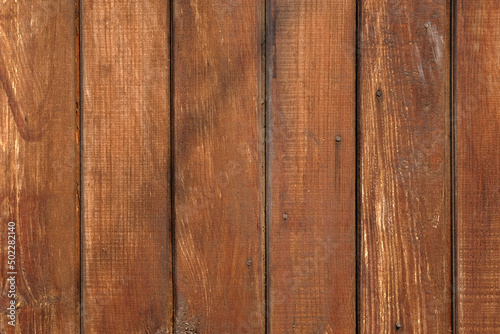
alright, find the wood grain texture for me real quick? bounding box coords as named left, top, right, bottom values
left=82, top=1, right=171, bottom=333
left=0, top=1, right=79, bottom=332
left=267, top=1, right=356, bottom=332
left=455, top=1, right=500, bottom=331
left=359, top=0, right=451, bottom=333
left=172, top=0, right=265, bottom=332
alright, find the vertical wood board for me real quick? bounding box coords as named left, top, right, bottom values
left=82, top=1, right=172, bottom=332
left=455, top=1, right=500, bottom=331
left=267, top=0, right=357, bottom=332
left=0, top=1, right=80, bottom=333
left=359, top=0, right=451, bottom=332
left=173, top=0, right=265, bottom=333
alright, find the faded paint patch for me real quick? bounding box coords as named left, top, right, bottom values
left=426, top=22, right=444, bottom=64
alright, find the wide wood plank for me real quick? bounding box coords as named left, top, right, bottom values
left=455, top=1, right=500, bottom=331
left=267, top=1, right=356, bottom=332
left=82, top=1, right=171, bottom=332
left=172, top=0, right=265, bottom=332
left=359, top=0, right=451, bottom=332
left=0, top=1, right=79, bottom=332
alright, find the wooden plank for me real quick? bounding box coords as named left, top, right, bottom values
left=172, top=0, right=265, bottom=332
left=0, top=1, right=79, bottom=332
left=455, top=1, right=500, bottom=331
left=267, top=1, right=356, bottom=332
left=359, top=0, right=451, bottom=332
left=81, top=1, right=171, bottom=332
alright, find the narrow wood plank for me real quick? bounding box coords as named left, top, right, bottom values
left=359, top=0, right=451, bottom=332
left=0, top=1, right=79, bottom=332
left=172, top=0, right=265, bottom=332
left=455, top=1, right=500, bottom=331
left=82, top=1, right=171, bottom=332
left=267, top=1, right=356, bottom=332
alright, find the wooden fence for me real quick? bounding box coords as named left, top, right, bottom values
left=1, top=0, right=499, bottom=333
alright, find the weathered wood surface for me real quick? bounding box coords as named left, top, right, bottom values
left=2, top=1, right=500, bottom=332
left=359, top=0, right=451, bottom=332
left=82, top=1, right=172, bottom=332
left=455, top=1, right=500, bottom=332
left=267, top=0, right=357, bottom=332
left=0, top=1, right=80, bottom=332
left=172, top=0, right=265, bottom=333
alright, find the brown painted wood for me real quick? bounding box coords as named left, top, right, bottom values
left=8, top=2, right=500, bottom=332
left=359, top=0, right=451, bottom=332
left=172, top=0, right=265, bottom=332
left=455, top=1, right=500, bottom=332
left=81, top=1, right=171, bottom=333
left=267, top=1, right=356, bottom=332
left=0, top=1, right=79, bottom=332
